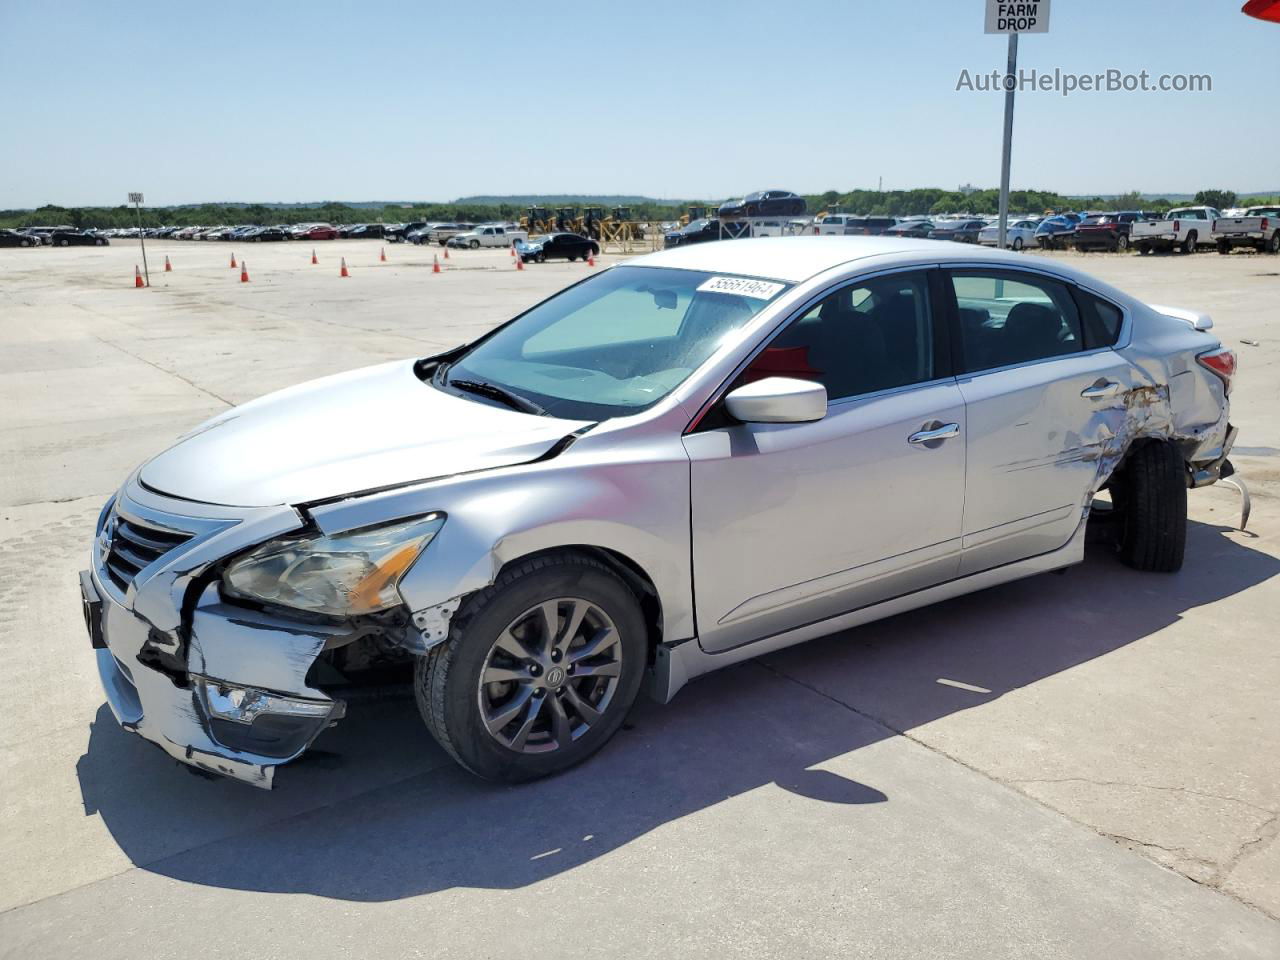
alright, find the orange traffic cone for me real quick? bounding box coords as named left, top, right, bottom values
left=515, top=251, right=524, bottom=271
left=164, top=255, right=172, bottom=272
left=443, top=246, right=449, bottom=260
left=134, top=266, right=144, bottom=288
left=311, top=248, right=318, bottom=265
left=230, top=252, right=237, bottom=269
left=509, top=243, right=515, bottom=257
left=240, top=261, right=249, bottom=283
left=380, top=247, right=387, bottom=263
left=432, top=254, right=441, bottom=274
left=340, top=257, right=349, bottom=278
left=587, top=252, right=595, bottom=267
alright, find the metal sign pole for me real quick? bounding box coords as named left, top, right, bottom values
left=997, top=32, right=1018, bottom=250
left=130, top=192, right=150, bottom=286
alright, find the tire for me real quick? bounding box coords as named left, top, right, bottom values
left=1269, top=232, right=1280, bottom=255
left=20, top=239, right=31, bottom=247
left=536, top=253, right=546, bottom=263
left=1012, top=236, right=1023, bottom=251
left=96, top=239, right=105, bottom=246
left=1181, top=232, right=1196, bottom=254
left=414, top=554, right=647, bottom=782
left=59, top=239, right=69, bottom=246
left=1116, top=234, right=1129, bottom=252
left=1138, top=243, right=1152, bottom=256
left=1114, top=442, right=1187, bottom=573
left=469, top=239, right=479, bottom=249
left=1218, top=240, right=1231, bottom=255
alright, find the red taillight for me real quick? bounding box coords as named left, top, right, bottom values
left=1213, top=219, right=1218, bottom=231
left=1173, top=220, right=1180, bottom=232
left=1197, top=348, right=1237, bottom=393
left=1263, top=217, right=1270, bottom=232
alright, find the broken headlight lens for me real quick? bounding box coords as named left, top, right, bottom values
left=222, top=514, right=444, bottom=617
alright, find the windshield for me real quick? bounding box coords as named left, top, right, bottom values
left=440, top=265, right=790, bottom=420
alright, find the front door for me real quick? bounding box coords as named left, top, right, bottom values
left=684, top=270, right=967, bottom=653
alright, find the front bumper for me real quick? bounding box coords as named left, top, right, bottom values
left=85, top=476, right=351, bottom=788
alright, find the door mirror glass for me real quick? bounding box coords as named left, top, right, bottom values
left=725, top=377, right=827, bottom=424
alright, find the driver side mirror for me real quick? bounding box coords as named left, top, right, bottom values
left=724, top=377, right=827, bottom=424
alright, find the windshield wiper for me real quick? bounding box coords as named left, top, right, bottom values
left=448, top=378, right=547, bottom=416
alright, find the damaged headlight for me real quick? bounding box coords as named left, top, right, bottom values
left=223, top=514, right=444, bottom=617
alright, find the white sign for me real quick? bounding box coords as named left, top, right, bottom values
left=128, top=192, right=144, bottom=204
left=985, top=0, right=1050, bottom=33
left=696, top=276, right=786, bottom=301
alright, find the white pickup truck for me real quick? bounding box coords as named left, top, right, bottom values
left=1213, top=206, right=1280, bottom=255
left=446, top=223, right=529, bottom=249
left=1131, top=206, right=1220, bottom=255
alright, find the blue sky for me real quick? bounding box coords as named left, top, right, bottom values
left=1, top=0, right=1273, bottom=208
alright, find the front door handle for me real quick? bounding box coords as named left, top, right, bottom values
left=1081, top=380, right=1125, bottom=399
left=908, top=422, right=960, bottom=446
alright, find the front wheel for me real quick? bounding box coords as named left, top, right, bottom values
left=1116, top=234, right=1129, bottom=252
left=415, top=554, right=647, bottom=782
left=536, top=252, right=546, bottom=263
left=59, top=239, right=69, bottom=246
left=1012, top=236, right=1023, bottom=251
left=1113, top=442, right=1187, bottom=573
left=1138, top=243, right=1152, bottom=256
left=469, top=239, right=479, bottom=249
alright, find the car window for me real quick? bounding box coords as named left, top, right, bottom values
left=744, top=272, right=935, bottom=402
left=950, top=270, right=1084, bottom=373
left=1077, top=290, right=1125, bottom=348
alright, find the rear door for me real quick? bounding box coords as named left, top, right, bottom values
left=944, top=267, right=1133, bottom=574
left=685, top=269, right=967, bottom=653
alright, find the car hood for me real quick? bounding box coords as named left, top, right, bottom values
left=140, top=359, right=592, bottom=508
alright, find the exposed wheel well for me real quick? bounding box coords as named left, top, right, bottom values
left=495, top=545, right=665, bottom=664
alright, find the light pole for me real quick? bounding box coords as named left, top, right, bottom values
left=129, top=192, right=150, bottom=286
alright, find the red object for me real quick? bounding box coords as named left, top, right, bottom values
left=515, top=251, right=524, bottom=271
left=443, top=246, right=449, bottom=259
left=311, top=248, right=318, bottom=265
left=240, top=262, right=249, bottom=283
left=230, top=252, right=237, bottom=268
left=432, top=254, right=441, bottom=274
left=588, top=253, right=595, bottom=267
left=299, top=225, right=340, bottom=241
left=340, top=257, right=349, bottom=278
left=380, top=246, right=387, bottom=263
left=510, top=243, right=516, bottom=257
left=1197, top=348, right=1237, bottom=393
left=1243, top=0, right=1280, bottom=23
left=163, top=255, right=172, bottom=272
left=134, top=266, right=144, bottom=288
left=740, top=346, right=823, bottom=385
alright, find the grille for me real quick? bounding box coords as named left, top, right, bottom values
left=102, top=510, right=195, bottom=592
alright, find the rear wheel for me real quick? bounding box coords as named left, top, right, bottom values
left=1218, top=240, right=1231, bottom=255
left=1269, top=232, right=1280, bottom=254
left=415, top=554, right=647, bottom=782
left=1116, top=234, right=1129, bottom=252
left=1138, top=243, right=1152, bottom=255
left=1113, top=442, right=1187, bottom=573
left=1181, top=231, right=1197, bottom=254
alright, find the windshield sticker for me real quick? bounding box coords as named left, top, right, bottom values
left=696, top=276, right=786, bottom=301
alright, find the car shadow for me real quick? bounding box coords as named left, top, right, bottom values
left=76, top=518, right=1278, bottom=901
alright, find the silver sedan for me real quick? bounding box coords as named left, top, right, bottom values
left=81, top=237, right=1239, bottom=787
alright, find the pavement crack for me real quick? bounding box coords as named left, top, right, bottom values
left=1011, top=777, right=1279, bottom=815
left=88, top=333, right=234, bottom=407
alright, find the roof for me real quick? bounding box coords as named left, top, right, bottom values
left=630, top=236, right=953, bottom=282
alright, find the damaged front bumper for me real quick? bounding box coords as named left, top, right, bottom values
left=84, top=477, right=352, bottom=788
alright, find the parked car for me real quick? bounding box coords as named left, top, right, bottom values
left=1071, top=212, right=1147, bottom=252
left=813, top=215, right=898, bottom=236
left=978, top=218, right=1040, bottom=250
left=80, top=236, right=1239, bottom=788
left=26, top=226, right=72, bottom=245
left=718, top=190, right=807, bottom=219
left=447, top=224, right=529, bottom=249
left=663, top=218, right=728, bottom=247
left=927, top=219, right=986, bottom=243
left=385, top=221, right=429, bottom=243
left=427, top=223, right=477, bottom=245
left=347, top=223, right=386, bottom=240
left=1034, top=215, right=1080, bottom=250
left=0, top=229, right=40, bottom=247
left=1213, top=206, right=1280, bottom=255
left=295, top=223, right=340, bottom=241
left=50, top=230, right=108, bottom=246
left=1131, top=206, right=1220, bottom=255
left=517, top=232, right=600, bottom=262
left=884, top=220, right=934, bottom=239
left=250, top=227, right=290, bottom=242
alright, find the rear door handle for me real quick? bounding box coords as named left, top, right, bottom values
left=1081, top=380, right=1125, bottom=399
left=908, top=422, right=960, bottom=445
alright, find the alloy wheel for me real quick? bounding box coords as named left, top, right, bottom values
left=477, top=597, right=622, bottom=754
